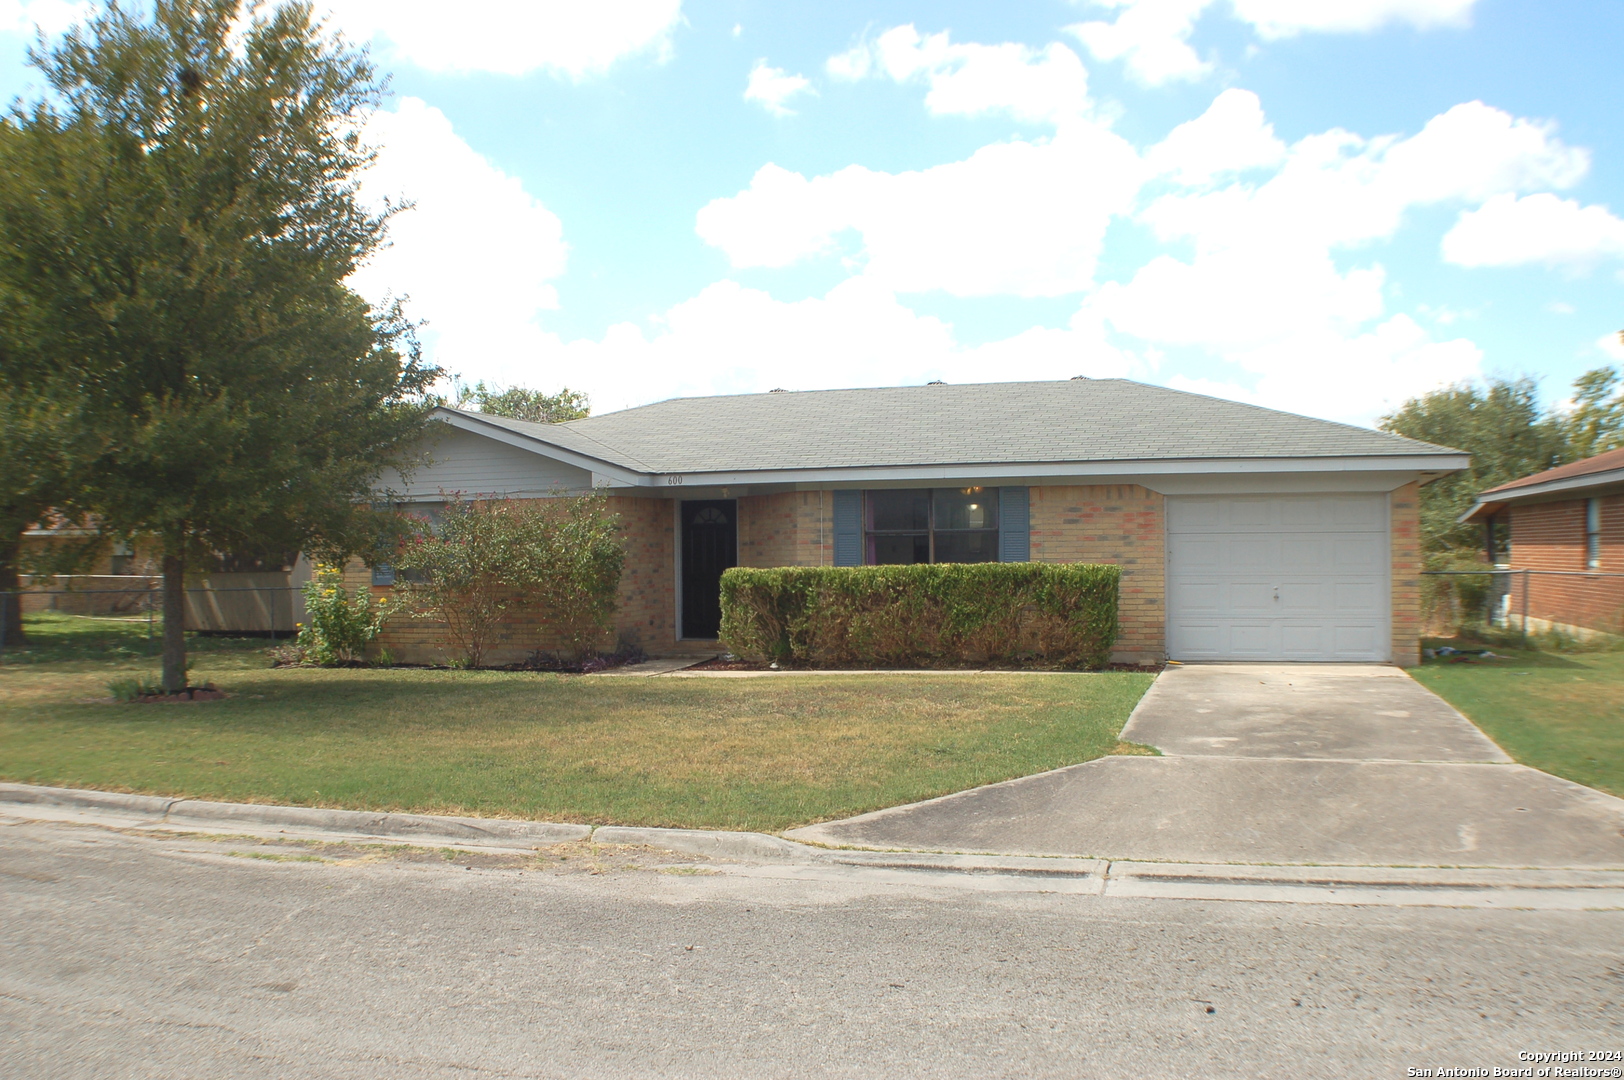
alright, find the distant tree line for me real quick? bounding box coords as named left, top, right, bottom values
left=1380, top=358, right=1624, bottom=555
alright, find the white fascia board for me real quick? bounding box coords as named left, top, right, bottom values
left=1475, top=467, right=1624, bottom=506
left=432, top=411, right=646, bottom=488
left=642, top=454, right=1470, bottom=489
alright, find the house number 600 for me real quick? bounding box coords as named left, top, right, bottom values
left=665, top=475, right=684, bottom=485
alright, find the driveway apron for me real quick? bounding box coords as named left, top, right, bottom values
left=787, top=664, right=1624, bottom=869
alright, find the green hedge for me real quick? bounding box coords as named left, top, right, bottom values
left=719, top=563, right=1121, bottom=670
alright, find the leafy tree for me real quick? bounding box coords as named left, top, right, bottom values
left=1564, top=363, right=1624, bottom=460
left=457, top=382, right=590, bottom=423
left=1380, top=377, right=1570, bottom=553
left=0, top=1, right=438, bottom=690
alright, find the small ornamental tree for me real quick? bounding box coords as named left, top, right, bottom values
left=531, top=491, right=625, bottom=660
left=391, top=493, right=624, bottom=667
left=392, top=500, right=542, bottom=668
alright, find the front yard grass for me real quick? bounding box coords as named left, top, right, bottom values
left=1410, top=637, right=1624, bottom=798
left=0, top=613, right=1154, bottom=832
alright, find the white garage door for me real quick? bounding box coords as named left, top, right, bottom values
left=1166, top=494, right=1390, bottom=662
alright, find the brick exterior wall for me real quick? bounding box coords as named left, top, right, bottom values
left=344, top=482, right=1430, bottom=666
left=1389, top=481, right=1422, bottom=667
left=356, top=495, right=675, bottom=665
left=1507, top=495, right=1624, bottom=636
left=1028, top=484, right=1166, bottom=665
left=737, top=491, right=834, bottom=569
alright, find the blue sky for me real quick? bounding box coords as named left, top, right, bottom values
left=2, top=0, right=1621, bottom=425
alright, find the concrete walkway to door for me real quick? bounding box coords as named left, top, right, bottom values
left=787, top=664, right=1624, bottom=869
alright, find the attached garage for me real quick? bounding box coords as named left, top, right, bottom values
left=1166, top=494, right=1390, bottom=662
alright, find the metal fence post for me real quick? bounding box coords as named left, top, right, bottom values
left=1521, top=569, right=1530, bottom=643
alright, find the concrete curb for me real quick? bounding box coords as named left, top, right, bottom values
left=5, top=782, right=1623, bottom=907
left=591, top=826, right=813, bottom=861
left=0, top=782, right=175, bottom=817
left=163, top=800, right=591, bottom=846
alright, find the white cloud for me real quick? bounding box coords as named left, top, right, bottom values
left=1138, top=101, right=1585, bottom=257
left=1162, top=315, right=1483, bottom=423
left=1442, top=193, right=1624, bottom=270
left=319, top=0, right=682, bottom=77
left=827, top=25, right=1092, bottom=126
left=744, top=61, right=812, bottom=117
left=1067, top=0, right=1213, bottom=87
left=505, top=278, right=1137, bottom=414
left=689, top=86, right=1585, bottom=422
left=0, top=0, right=89, bottom=35
left=1599, top=332, right=1624, bottom=363
left=1084, top=97, right=1579, bottom=421
left=1068, top=0, right=1480, bottom=86
left=1231, top=0, right=1479, bottom=39
left=349, top=98, right=568, bottom=381
left=695, top=121, right=1144, bottom=297
left=1146, top=88, right=1285, bottom=184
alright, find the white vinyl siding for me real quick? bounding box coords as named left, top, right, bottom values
left=378, top=425, right=593, bottom=500
left=1167, top=494, right=1390, bottom=662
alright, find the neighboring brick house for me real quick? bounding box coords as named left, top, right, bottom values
left=360, top=379, right=1467, bottom=666
left=1462, top=445, right=1624, bottom=639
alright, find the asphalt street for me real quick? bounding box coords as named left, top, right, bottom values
left=3, top=819, right=1619, bottom=1078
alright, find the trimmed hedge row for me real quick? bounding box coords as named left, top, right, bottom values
left=718, top=563, right=1121, bottom=670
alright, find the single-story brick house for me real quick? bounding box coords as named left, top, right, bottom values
left=1461, top=444, right=1624, bottom=638
left=357, top=378, right=1467, bottom=666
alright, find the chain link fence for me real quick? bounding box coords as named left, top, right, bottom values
left=1422, top=568, right=1624, bottom=642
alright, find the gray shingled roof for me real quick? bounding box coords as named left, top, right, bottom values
left=452, top=379, right=1462, bottom=475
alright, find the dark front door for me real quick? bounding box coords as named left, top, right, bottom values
left=681, top=499, right=736, bottom=639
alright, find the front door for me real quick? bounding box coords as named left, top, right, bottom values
left=681, top=499, right=737, bottom=639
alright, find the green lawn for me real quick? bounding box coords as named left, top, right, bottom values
left=1410, top=637, right=1624, bottom=798
left=0, top=613, right=1154, bottom=832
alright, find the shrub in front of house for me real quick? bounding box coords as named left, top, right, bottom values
left=295, top=564, right=393, bottom=666
left=392, top=493, right=625, bottom=668
left=719, top=563, right=1121, bottom=670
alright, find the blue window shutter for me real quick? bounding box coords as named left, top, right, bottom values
left=833, top=490, right=862, bottom=566
left=372, top=564, right=396, bottom=586
left=999, top=487, right=1030, bottom=562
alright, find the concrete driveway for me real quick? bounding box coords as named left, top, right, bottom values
left=788, top=664, right=1624, bottom=869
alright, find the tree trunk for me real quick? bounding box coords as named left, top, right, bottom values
left=161, top=552, right=187, bottom=692
left=0, top=535, right=23, bottom=648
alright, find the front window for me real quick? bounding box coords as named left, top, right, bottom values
left=865, top=488, right=999, bottom=564
left=1587, top=498, right=1602, bottom=570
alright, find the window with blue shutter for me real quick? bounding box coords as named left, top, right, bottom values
left=833, top=490, right=862, bottom=566
left=998, top=487, right=1030, bottom=562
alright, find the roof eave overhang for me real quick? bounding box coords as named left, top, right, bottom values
left=1474, top=467, right=1624, bottom=509
left=637, top=454, right=1471, bottom=489
left=1458, top=499, right=1507, bottom=525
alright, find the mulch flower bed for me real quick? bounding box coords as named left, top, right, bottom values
left=687, top=657, right=1166, bottom=673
